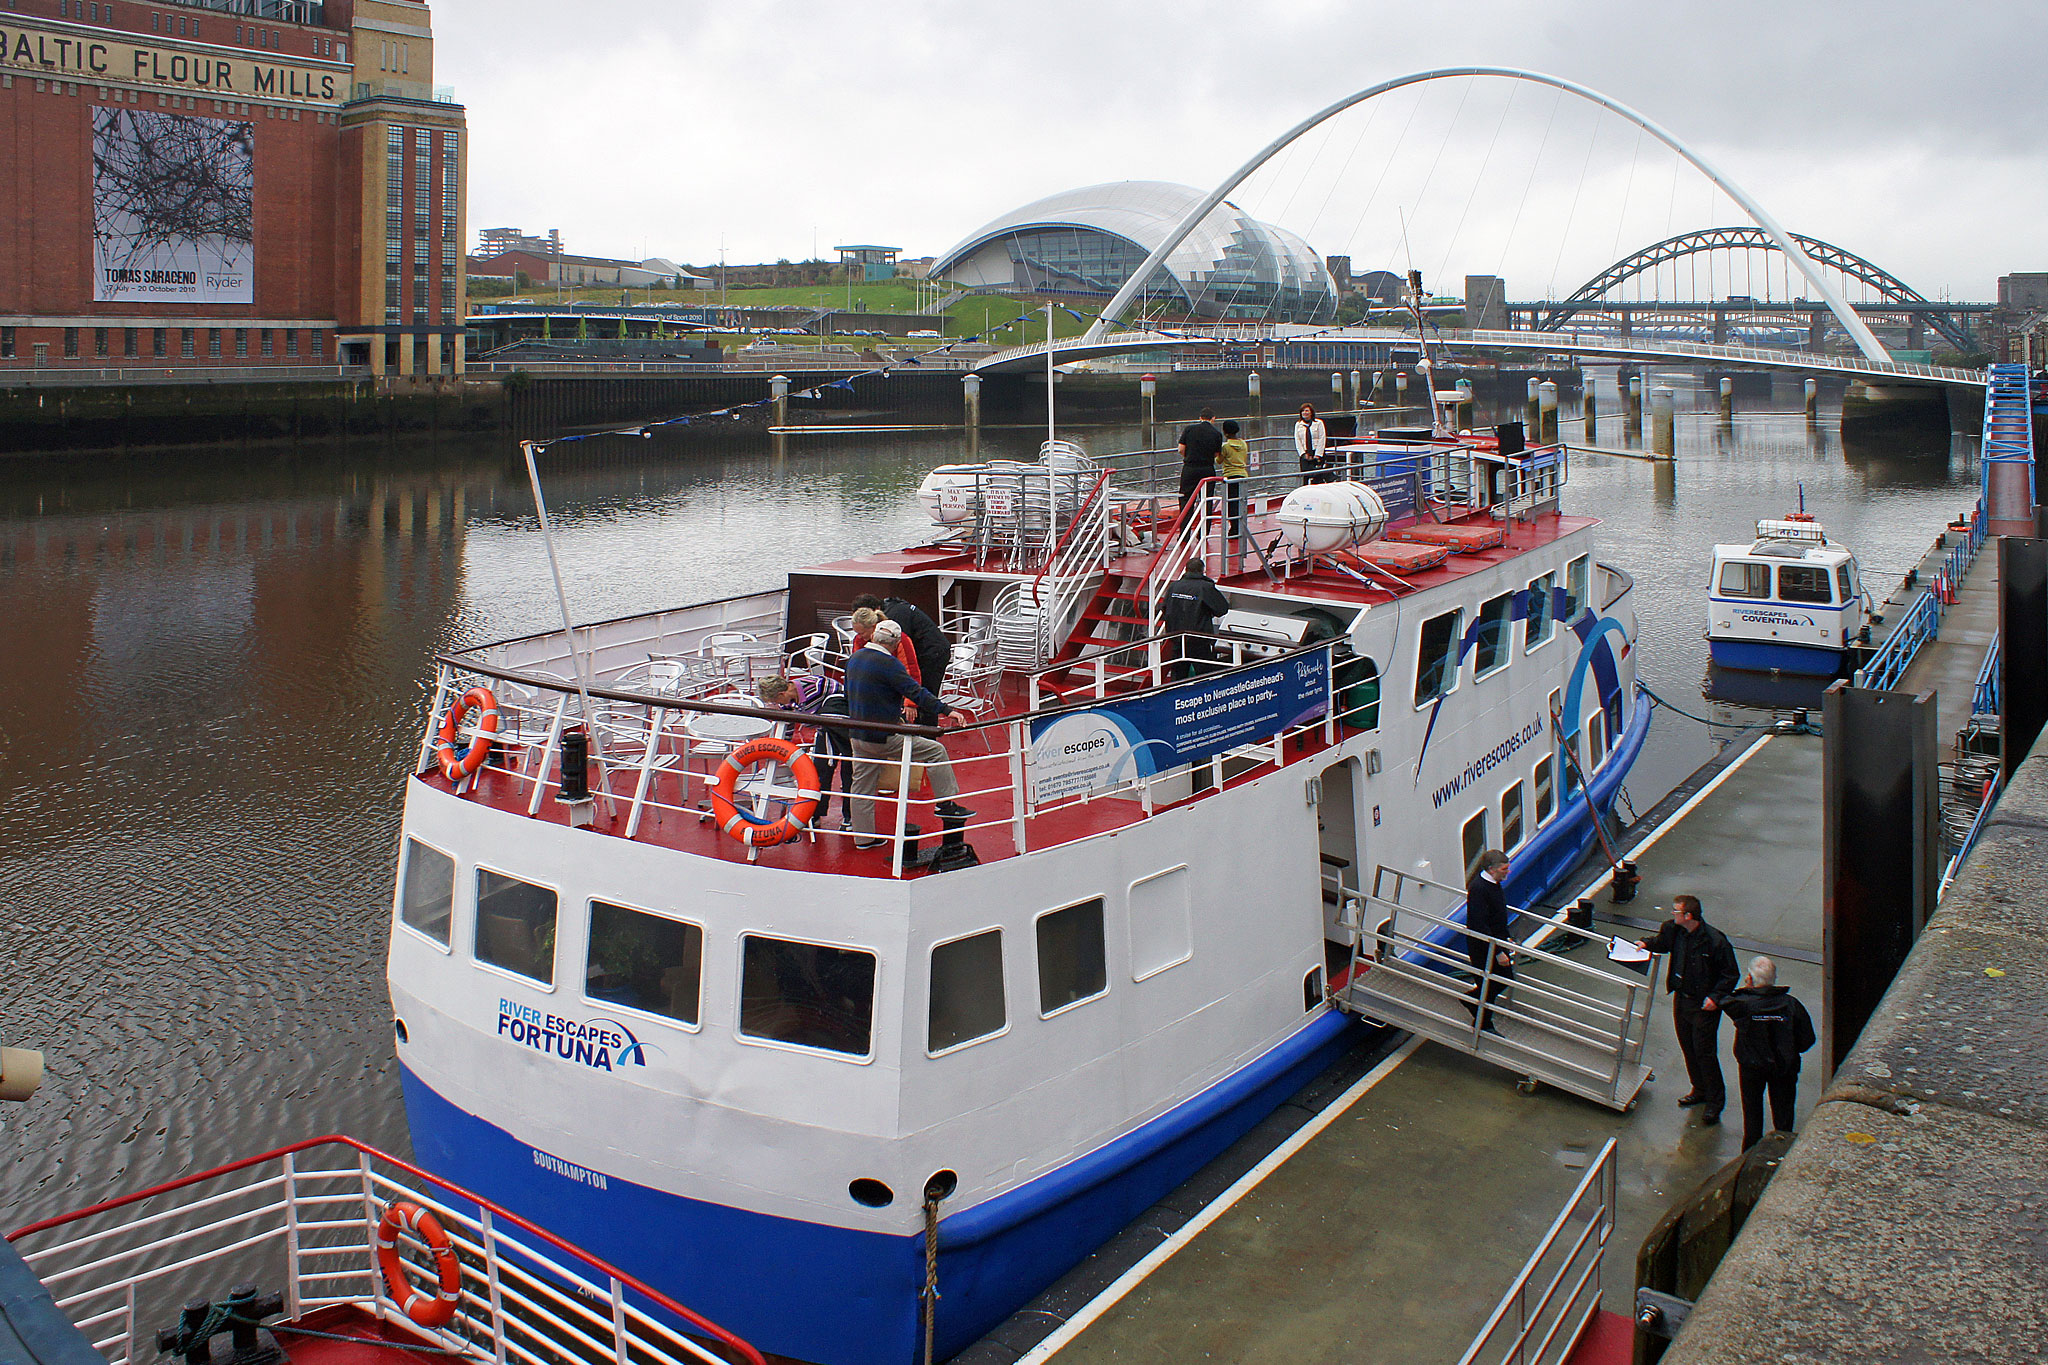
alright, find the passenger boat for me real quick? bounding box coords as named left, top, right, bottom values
left=1706, top=512, right=1867, bottom=675
left=384, top=406, right=1650, bottom=1363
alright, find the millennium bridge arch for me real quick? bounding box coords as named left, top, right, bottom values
left=1083, top=66, right=1892, bottom=362
left=1538, top=226, right=1972, bottom=352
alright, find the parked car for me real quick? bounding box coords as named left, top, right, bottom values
left=908, top=329, right=940, bottom=338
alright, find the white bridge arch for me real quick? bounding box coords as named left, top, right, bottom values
left=1082, top=66, right=1891, bottom=362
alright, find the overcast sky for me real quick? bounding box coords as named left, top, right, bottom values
left=436, top=1, right=2048, bottom=301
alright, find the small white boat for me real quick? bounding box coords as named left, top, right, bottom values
left=1706, top=514, right=1866, bottom=675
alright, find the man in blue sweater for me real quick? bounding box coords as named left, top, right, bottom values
left=847, top=620, right=973, bottom=848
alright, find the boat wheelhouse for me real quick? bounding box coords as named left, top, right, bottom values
left=1706, top=517, right=1866, bottom=675
left=386, top=425, right=1649, bottom=1364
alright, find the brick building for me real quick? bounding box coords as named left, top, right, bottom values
left=0, top=0, right=466, bottom=377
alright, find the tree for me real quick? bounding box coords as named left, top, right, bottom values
left=514, top=269, right=531, bottom=292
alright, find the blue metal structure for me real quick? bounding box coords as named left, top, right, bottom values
left=1982, top=363, right=2036, bottom=526
left=1854, top=505, right=1987, bottom=693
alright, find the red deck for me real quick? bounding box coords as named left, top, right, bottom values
left=438, top=509, right=1589, bottom=879
left=277, top=1305, right=457, bottom=1365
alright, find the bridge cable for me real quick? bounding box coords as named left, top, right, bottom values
left=1490, top=85, right=1566, bottom=286
left=1545, top=106, right=1605, bottom=300
left=1434, top=82, right=1520, bottom=285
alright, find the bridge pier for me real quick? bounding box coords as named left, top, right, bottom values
left=1809, top=310, right=1827, bottom=352
left=1583, top=384, right=1597, bottom=440
left=1713, top=308, right=1729, bottom=345
left=1719, top=376, right=1734, bottom=425
left=1628, top=374, right=1643, bottom=437
left=1805, top=378, right=1819, bottom=425
left=1908, top=315, right=1927, bottom=351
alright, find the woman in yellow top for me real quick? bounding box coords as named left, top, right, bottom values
left=1217, top=418, right=1250, bottom=539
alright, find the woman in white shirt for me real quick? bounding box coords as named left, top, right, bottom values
left=1294, top=403, right=1332, bottom=484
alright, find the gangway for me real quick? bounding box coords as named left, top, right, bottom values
left=1334, top=868, right=1659, bottom=1111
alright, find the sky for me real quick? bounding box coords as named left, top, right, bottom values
left=434, top=1, right=2048, bottom=302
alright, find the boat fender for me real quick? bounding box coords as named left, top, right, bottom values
left=710, top=737, right=821, bottom=848
left=375, top=1200, right=462, bottom=1328
left=434, top=686, right=500, bottom=782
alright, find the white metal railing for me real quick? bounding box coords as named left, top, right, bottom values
left=1456, top=1138, right=1619, bottom=1365
left=426, top=635, right=1379, bottom=878
left=7, top=1137, right=762, bottom=1365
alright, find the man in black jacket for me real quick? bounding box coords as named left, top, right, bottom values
left=1637, top=895, right=1741, bottom=1124
left=853, top=593, right=952, bottom=725
left=1159, top=557, right=1230, bottom=681
left=1707, top=956, right=1816, bottom=1149
left=1177, top=407, right=1224, bottom=515
left=1464, top=850, right=1514, bottom=1034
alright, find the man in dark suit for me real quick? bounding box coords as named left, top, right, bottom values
left=1464, top=850, right=1514, bottom=1034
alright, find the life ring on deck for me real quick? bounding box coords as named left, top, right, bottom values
left=434, top=686, right=499, bottom=781
left=710, top=737, right=820, bottom=848
left=375, top=1201, right=462, bottom=1328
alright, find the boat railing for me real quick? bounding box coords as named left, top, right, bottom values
left=1939, top=765, right=2004, bottom=902
left=1972, top=631, right=2001, bottom=717
left=6, top=1136, right=763, bottom=1365
left=453, top=592, right=790, bottom=684
left=1024, top=470, right=1114, bottom=659
left=424, top=636, right=1377, bottom=878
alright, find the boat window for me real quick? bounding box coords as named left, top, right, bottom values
left=1588, top=711, right=1606, bottom=769
left=1718, top=562, right=1771, bottom=599
left=1838, top=562, right=1857, bottom=602
left=1534, top=756, right=1555, bottom=825
left=1502, top=782, right=1525, bottom=851
left=1128, top=866, right=1192, bottom=981
left=1414, top=609, right=1463, bottom=707
left=1564, top=556, right=1590, bottom=619
left=398, top=839, right=454, bottom=946
left=1565, top=733, right=1582, bottom=793
left=1462, top=811, right=1489, bottom=884
left=1036, top=897, right=1108, bottom=1016
left=586, top=901, right=702, bottom=1027
left=475, top=869, right=557, bottom=986
left=1525, top=573, right=1555, bottom=652
left=1474, top=594, right=1513, bottom=677
left=739, top=935, right=876, bottom=1058
left=928, top=929, right=1005, bottom=1054
left=1778, top=564, right=1833, bottom=604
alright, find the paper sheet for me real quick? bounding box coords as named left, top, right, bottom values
left=1607, top=936, right=1652, bottom=964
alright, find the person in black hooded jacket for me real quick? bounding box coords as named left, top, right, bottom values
left=853, top=593, right=952, bottom=724
left=1707, top=955, right=1816, bottom=1150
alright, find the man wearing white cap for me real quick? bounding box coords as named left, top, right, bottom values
left=845, top=618, right=973, bottom=849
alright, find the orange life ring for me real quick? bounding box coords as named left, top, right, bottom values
left=375, top=1200, right=462, bottom=1328
left=710, top=737, right=820, bottom=848
left=434, top=686, right=499, bottom=781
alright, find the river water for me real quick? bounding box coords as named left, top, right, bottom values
left=0, top=377, right=1977, bottom=1227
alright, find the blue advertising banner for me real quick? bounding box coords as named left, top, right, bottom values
left=1026, top=650, right=1331, bottom=804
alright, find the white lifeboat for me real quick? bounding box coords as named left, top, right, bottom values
left=1275, top=482, right=1391, bottom=555
left=915, top=464, right=989, bottom=525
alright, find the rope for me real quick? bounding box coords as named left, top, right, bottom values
left=237, top=1316, right=474, bottom=1356
left=919, top=1188, right=945, bottom=1365
left=1638, top=680, right=1723, bottom=727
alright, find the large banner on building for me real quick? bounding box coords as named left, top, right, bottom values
left=92, top=107, right=254, bottom=304
left=1026, top=652, right=1330, bottom=805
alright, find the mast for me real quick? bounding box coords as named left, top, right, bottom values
left=1407, top=269, right=1452, bottom=437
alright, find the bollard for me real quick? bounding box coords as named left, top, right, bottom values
left=1395, top=371, right=1409, bottom=408
left=1456, top=378, right=1475, bottom=432
left=1526, top=376, right=1542, bottom=431
left=1582, top=383, right=1597, bottom=440
left=1138, top=372, right=1156, bottom=444
left=1627, top=375, right=1644, bottom=434
left=1805, top=377, right=1819, bottom=425
left=1718, top=376, right=1734, bottom=424
left=1349, top=370, right=1363, bottom=412
left=1651, top=386, right=1676, bottom=456
left=771, top=373, right=789, bottom=429
left=963, top=372, right=982, bottom=455
left=1538, top=380, right=1559, bottom=445
left=1248, top=370, right=1263, bottom=438
left=1331, top=371, right=1344, bottom=406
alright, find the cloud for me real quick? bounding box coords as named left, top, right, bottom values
left=435, top=0, right=2047, bottom=295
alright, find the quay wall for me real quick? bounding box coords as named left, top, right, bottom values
left=0, top=364, right=1588, bottom=457
left=1662, top=733, right=2048, bottom=1363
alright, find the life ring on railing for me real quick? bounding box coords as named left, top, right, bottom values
left=376, top=1200, right=462, bottom=1328
left=710, top=737, right=820, bottom=848
left=434, top=686, right=499, bottom=781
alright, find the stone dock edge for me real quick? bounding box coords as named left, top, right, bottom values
left=1663, top=734, right=2048, bottom=1363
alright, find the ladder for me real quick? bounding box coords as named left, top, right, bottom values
left=1334, top=867, right=1659, bottom=1111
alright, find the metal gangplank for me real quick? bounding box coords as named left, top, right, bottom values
left=1333, top=868, right=1659, bottom=1111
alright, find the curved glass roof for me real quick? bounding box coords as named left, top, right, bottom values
left=932, top=181, right=1335, bottom=321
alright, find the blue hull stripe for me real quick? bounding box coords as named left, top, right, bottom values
left=1708, top=638, right=1846, bottom=675
left=402, top=1011, right=1356, bottom=1365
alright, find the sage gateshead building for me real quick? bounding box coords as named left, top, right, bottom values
left=930, top=180, right=1337, bottom=324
